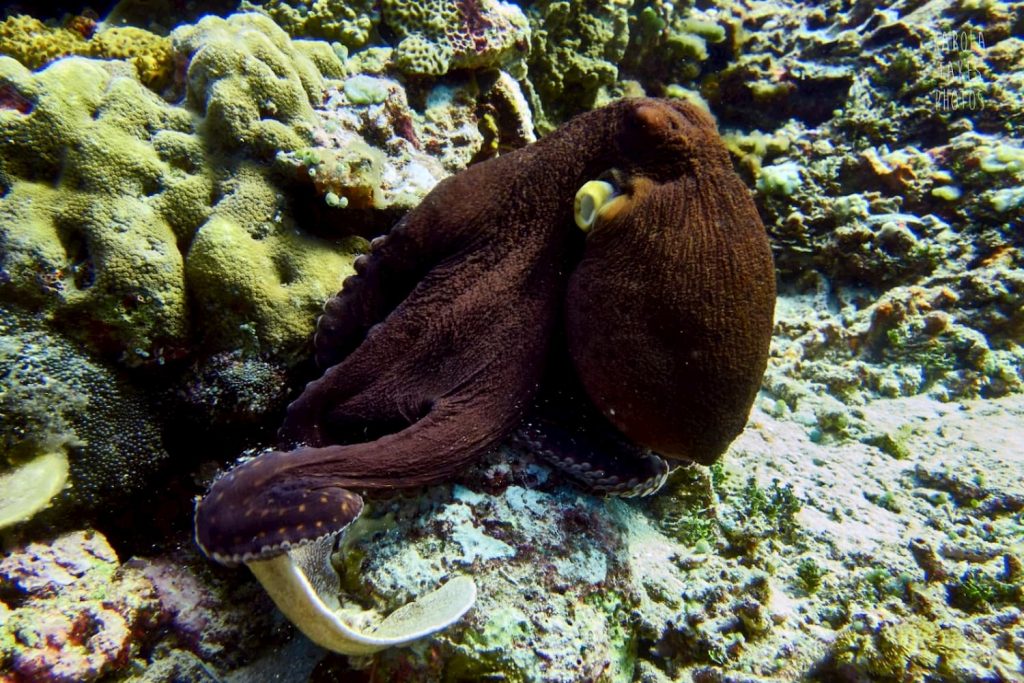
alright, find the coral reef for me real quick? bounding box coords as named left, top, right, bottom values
left=1, top=0, right=1023, bottom=679
left=239, top=0, right=381, bottom=50
left=0, top=530, right=285, bottom=681
left=0, top=15, right=175, bottom=90
left=246, top=0, right=530, bottom=77
left=0, top=56, right=202, bottom=364
left=524, top=0, right=631, bottom=132
left=171, top=12, right=346, bottom=158
left=278, top=69, right=536, bottom=214
left=0, top=310, right=168, bottom=512
left=381, top=0, right=530, bottom=76
left=523, top=0, right=731, bottom=131
left=699, top=0, right=1024, bottom=405
left=0, top=531, right=155, bottom=682
left=0, top=14, right=363, bottom=366
left=182, top=163, right=357, bottom=359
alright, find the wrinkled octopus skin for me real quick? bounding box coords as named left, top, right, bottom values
left=194, top=98, right=776, bottom=566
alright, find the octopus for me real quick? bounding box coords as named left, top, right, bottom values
left=194, top=98, right=775, bottom=652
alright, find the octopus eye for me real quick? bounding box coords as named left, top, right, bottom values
left=574, top=180, right=620, bottom=232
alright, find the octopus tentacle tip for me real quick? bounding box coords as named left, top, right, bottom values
left=194, top=455, right=366, bottom=567
left=574, top=180, right=618, bottom=231
left=247, top=536, right=476, bottom=655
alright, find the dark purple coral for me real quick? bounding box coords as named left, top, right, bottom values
left=194, top=99, right=776, bottom=566
left=0, top=83, right=33, bottom=114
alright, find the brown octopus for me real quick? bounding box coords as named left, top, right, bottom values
left=195, top=98, right=776, bottom=566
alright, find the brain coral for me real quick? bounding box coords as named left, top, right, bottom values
left=381, top=0, right=530, bottom=76
left=184, top=164, right=359, bottom=359
left=0, top=56, right=206, bottom=364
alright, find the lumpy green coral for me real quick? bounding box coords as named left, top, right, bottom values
left=184, top=166, right=356, bottom=356
left=240, top=0, right=381, bottom=50
left=622, top=6, right=727, bottom=85
left=0, top=56, right=203, bottom=363
left=171, top=12, right=345, bottom=158
left=0, top=15, right=361, bottom=365
left=525, top=0, right=631, bottom=131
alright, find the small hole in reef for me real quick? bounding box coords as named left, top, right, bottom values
left=55, top=221, right=95, bottom=290
left=276, top=258, right=299, bottom=286
left=142, top=176, right=162, bottom=197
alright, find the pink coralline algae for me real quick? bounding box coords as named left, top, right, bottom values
left=0, top=531, right=158, bottom=682
left=0, top=530, right=280, bottom=680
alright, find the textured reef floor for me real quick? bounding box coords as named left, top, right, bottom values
left=1, top=0, right=1023, bottom=680
left=2, top=390, right=1021, bottom=681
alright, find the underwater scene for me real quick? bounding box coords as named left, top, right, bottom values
left=0, top=0, right=1022, bottom=680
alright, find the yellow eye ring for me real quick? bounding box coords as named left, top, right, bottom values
left=574, top=180, right=619, bottom=232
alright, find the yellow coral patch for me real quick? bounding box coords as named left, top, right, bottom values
left=0, top=451, right=69, bottom=528
left=0, top=15, right=173, bottom=91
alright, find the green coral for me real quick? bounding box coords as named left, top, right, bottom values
left=381, top=0, right=530, bottom=76
left=650, top=463, right=720, bottom=546
left=795, top=558, right=827, bottom=594
left=240, top=0, right=381, bottom=50
left=831, top=615, right=966, bottom=681
left=757, top=161, right=803, bottom=197
left=184, top=164, right=360, bottom=357
left=739, top=477, right=802, bottom=538
left=622, top=6, right=727, bottom=85
left=171, top=12, right=345, bottom=157
left=525, top=0, right=631, bottom=131
left=0, top=56, right=205, bottom=363
left=858, top=567, right=914, bottom=603
left=1, top=16, right=361, bottom=365
left=719, top=476, right=803, bottom=553
left=947, top=567, right=1023, bottom=613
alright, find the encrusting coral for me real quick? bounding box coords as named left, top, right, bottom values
left=524, top=0, right=631, bottom=132
left=0, top=56, right=201, bottom=364
left=171, top=12, right=346, bottom=158
left=381, top=0, right=530, bottom=76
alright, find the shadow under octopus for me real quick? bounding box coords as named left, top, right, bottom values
left=194, top=97, right=776, bottom=652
